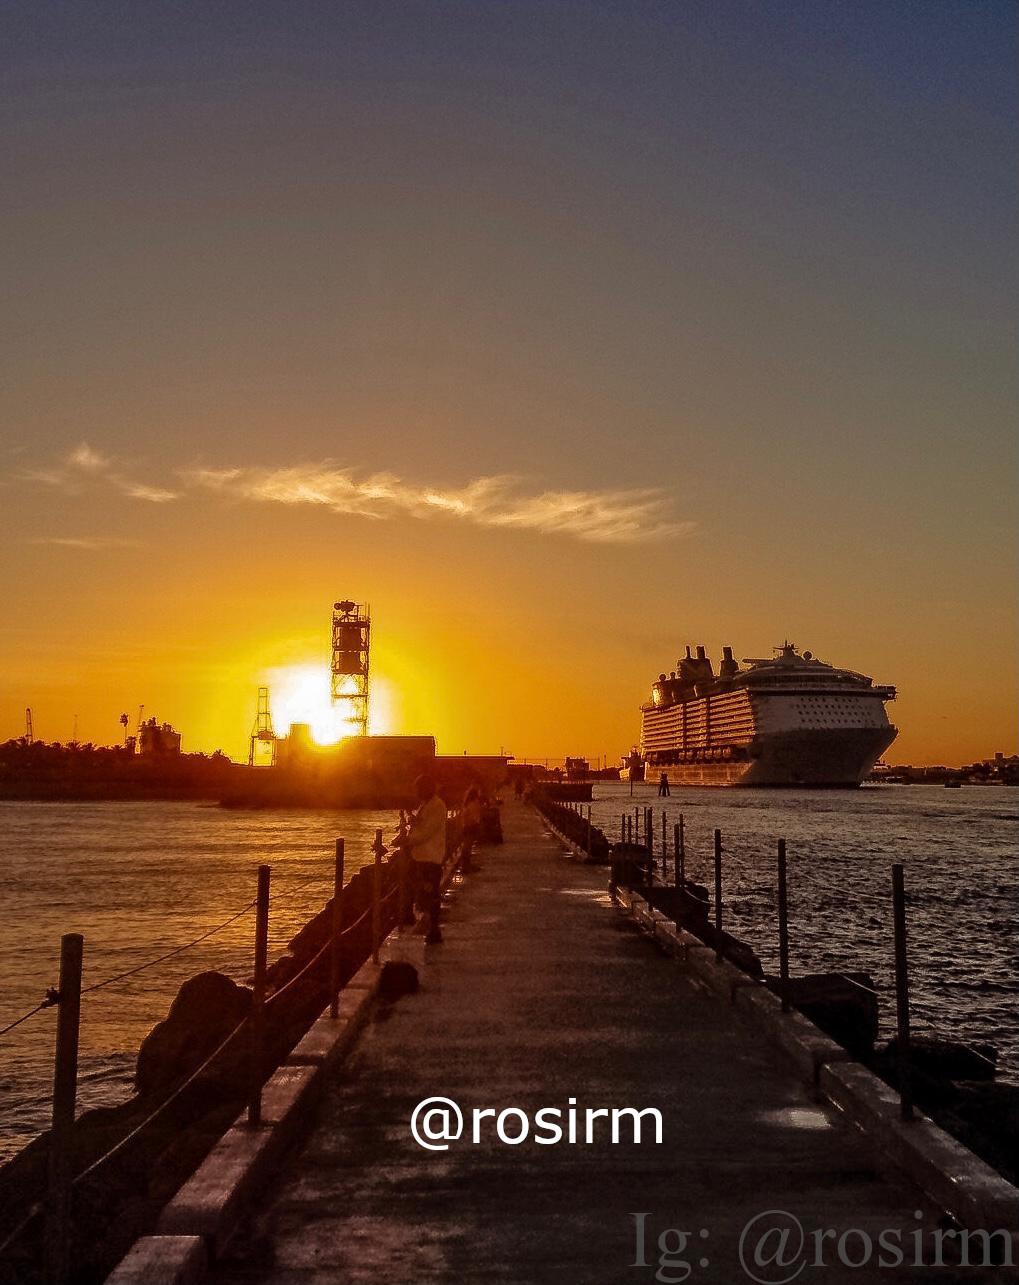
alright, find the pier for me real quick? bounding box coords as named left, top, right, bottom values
left=106, top=802, right=1016, bottom=1284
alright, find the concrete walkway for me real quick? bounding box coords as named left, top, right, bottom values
left=213, top=803, right=958, bottom=1284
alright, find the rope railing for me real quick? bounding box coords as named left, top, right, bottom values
left=0, top=862, right=382, bottom=1040
left=0, top=993, right=59, bottom=1039
left=80, top=899, right=258, bottom=997
left=1, top=826, right=439, bottom=1277
left=71, top=1014, right=251, bottom=1188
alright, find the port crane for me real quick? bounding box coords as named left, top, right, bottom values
left=248, top=687, right=278, bottom=766
left=25, top=708, right=34, bottom=744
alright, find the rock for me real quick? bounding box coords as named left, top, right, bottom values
left=774, top=972, right=879, bottom=1057
left=136, top=971, right=251, bottom=1097
left=880, top=1034, right=997, bottom=1083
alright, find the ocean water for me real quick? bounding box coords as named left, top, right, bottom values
left=0, top=802, right=397, bottom=1163
left=589, top=782, right=1018, bottom=1081
left=0, top=789, right=1015, bottom=1164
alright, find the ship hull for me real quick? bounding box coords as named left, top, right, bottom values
left=649, top=725, right=897, bottom=788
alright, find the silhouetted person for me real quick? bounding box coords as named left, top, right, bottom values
left=407, top=775, right=447, bottom=942
left=658, top=771, right=670, bottom=797
left=460, top=785, right=482, bottom=872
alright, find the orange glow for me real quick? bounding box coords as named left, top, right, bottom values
left=264, top=663, right=392, bottom=745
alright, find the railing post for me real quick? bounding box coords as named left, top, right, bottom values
left=372, top=828, right=384, bottom=965
left=713, top=828, right=723, bottom=962
left=329, top=839, right=345, bottom=1019
left=248, top=864, right=270, bottom=1126
left=44, top=932, right=83, bottom=1285
left=892, top=864, right=914, bottom=1121
left=673, top=820, right=681, bottom=889
left=661, top=809, right=667, bottom=870
left=620, top=814, right=625, bottom=844
left=777, top=839, right=790, bottom=1013
left=678, top=814, right=685, bottom=887
left=586, top=806, right=592, bottom=856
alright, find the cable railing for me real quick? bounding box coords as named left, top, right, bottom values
left=550, top=796, right=1010, bottom=1119
left=0, top=819, right=469, bottom=1282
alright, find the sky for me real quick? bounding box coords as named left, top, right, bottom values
left=1, top=0, right=1016, bottom=765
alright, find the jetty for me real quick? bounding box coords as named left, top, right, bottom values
left=107, top=802, right=1018, bottom=1284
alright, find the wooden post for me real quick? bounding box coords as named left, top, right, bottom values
left=892, top=864, right=914, bottom=1121
left=329, top=839, right=345, bottom=1019
left=777, top=839, right=790, bottom=1013
left=247, top=864, right=270, bottom=1126
left=713, top=828, right=723, bottom=962
left=372, top=828, right=384, bottom=965
left=44, top=932, right=83, bottom=1285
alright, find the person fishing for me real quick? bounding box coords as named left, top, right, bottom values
left=460, top=785, right=483, bottom=873
left=400, top=774, right=448, bottom=941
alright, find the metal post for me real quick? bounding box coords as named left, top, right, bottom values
left=778, top=839, right=790, bottom=1013
left=248, top=864, right=270, bottom=1126
left=620, top=814, right=625, bottom=844
left=372, top=828, right=383, bottom=965
left=892, top=864, right=914, bottom=1121
left=713, top=828, right=723, bottom=962
left=662, top=809, right=667, bottom=869
left=44, top=932, right=83, bottom=1285
left=678, top=814, right=685, bottom=887
left=673, top=822, right=681, bottom=890
left=329, top=839, right=345, bottom=1019
left=586, top=806, right=592, bottom=856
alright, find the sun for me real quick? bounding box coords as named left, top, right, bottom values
left=262, top=663, right=392, bottom=745
left=265, top=664, right=354, bottom=745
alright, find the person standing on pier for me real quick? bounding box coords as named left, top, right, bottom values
left=658, top=771, right=671, bottom=797
left=460, top=785, right=483, bottom=873
left=404, top=775, right=448, bottom=941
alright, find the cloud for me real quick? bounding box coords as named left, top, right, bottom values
left=17, top=446, right=690, bottom=543
left=27, top=536, right=141, bottom=550
left=19, top=442, right=179, bottom=502
left=188, top=464, right=691, bottom=543
left=117, top=480, right=179, bottom=503
left=69, top=442, right=109, bottom=472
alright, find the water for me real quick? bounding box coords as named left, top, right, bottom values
left=0, top=802, right=397, bottom=1163
left=589, top=782, right=1018, bottom=1083
left=0, top=790, right=1015, bottom=1165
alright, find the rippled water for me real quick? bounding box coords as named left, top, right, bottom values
left=589, top=782, right=1018, bottom=1082
left=0, top=789, right=1015, bottom=1165
left=0, top=802, right=397, bottom=1163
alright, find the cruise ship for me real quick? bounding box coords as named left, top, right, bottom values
left=639, top=643, right=897, bottom=787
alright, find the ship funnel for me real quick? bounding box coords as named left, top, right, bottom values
left=719, top=645, right=739, bottom=681
left=696, top=645, right=706, bottom=660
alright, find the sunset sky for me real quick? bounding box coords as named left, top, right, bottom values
left=2, top=1, right=1015, bottom=766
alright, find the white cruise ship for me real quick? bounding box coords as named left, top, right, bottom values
left=639, top=642, right=897, bottom=787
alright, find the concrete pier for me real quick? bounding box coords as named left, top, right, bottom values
left=206, top=804, right=976, bottom=1284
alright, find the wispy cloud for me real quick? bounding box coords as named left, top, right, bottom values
left=16, top=446, right=690, bottom=544
left=118, top=481, right=178, bottom=503
left=188, top=465, right=691, bottom=543
left=20, top=442, right=180, bottom=502
left=27, top=536, right=141, bottom=550
left=68, top=442, right=109, bottom=473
